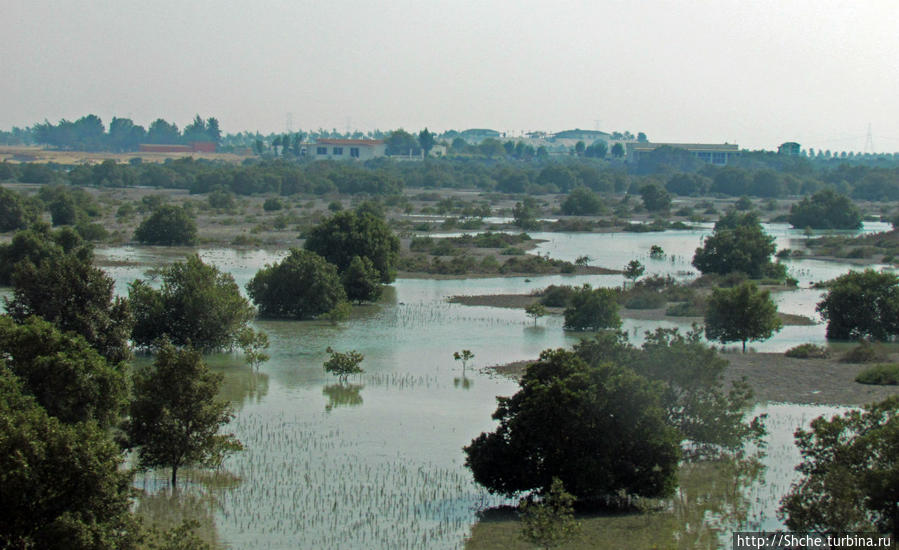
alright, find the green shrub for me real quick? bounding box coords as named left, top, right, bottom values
left=563, top=285, right=621, bottom=331
left=232, top=235, right=262, bottom=246
left=133, top=205, right=197, bottom=245
left=841, top=341, right=890, bottom=363
left=479, top=255, right=500, bottom=271
left=430, top=240, right=458, bottom=256
left=501, top=246, right=525, bottom=255
left=784, top=343, right=830, bottom=359
left=623, top=290, right=666, bottom=310
left=263, top=197, right=284, bottom=211
left=539, top=285, right=576, bottom=307
left=665, top=301, right=704, bottom=317
left=115, top=203, right=135, bottom=219
left=855, top=363, right=899, bottom=385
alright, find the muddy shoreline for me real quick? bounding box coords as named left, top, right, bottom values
left=485, top=352, right=899, bottom=407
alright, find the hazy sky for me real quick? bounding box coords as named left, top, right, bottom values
left=3, top=0, right=898, bottom=152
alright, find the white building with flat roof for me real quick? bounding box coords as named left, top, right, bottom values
left=312, top=139, right=386, bottom=160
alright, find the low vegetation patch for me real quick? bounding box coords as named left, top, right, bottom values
left=536, top=285, right=577, bottom=307
left=840, top=341, right=890, bottom=363
left=855, top=363, right=899, bottom=385
left=784, top=343, right=830, bottom=359
left=410, top=232, right=532, bottom=255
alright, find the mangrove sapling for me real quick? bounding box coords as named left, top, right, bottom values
left=519, top=478, right=581, bottom=550
left=525, top=303, right=547, bottom=326
left=453, top=349, right=475, bottom=375
left=323, top=347, right=364, bottom=383
left=238, top=327, right=270, bottom=371
left=623, top=260, right=645, bottom=287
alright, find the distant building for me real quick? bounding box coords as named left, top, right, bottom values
left=312, top=138, right=386, bottom=160
left=625, top=142, right=740, bottom=166
left=778, top=142, right=801, bottom=156
left=459, top=129, right=502, bottom=143
left=551, top=129, right=611, bottom=142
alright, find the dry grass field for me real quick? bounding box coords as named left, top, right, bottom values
left=0, top=145, right=249, bottom=165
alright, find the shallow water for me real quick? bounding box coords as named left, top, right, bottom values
left=102, top=222, right=886, bottom=548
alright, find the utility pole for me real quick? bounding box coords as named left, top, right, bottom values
left=864, top=123, right=875, bottom=154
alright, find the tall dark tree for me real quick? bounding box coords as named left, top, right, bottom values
left=134, top=204, right=197, bottom=245
left=205, top=117, right=222, bottom=144
left=247, top=248, right=346, bottom=319
left=0, top=187, right=38, bottom=231
left=0, top=316, right=127, bottom=427
left=304, top=210, right=400, bottom=283
left=464, top=349, right=681, bottom=502
left=146, top=118, right=181, bottom=144
left=789, top=189, right=862, bottom=230
left=560, top=187, right=603, bottom=216
left=129, top=255, right=256, bottom=352
left=182, top=115, right=210, bottom=143
left=563, top=284, right=621, bottom=331
left=418, top=128, right=435, bottom=157
left=107, top=117, right=146, bottom=152
left=692, top=210, right=779, bottom=278
left=5, top=246, right=133, bottom=364
left=341, top=255, right=383, bottom=303
left=0, top=368, right=138, bottom=550
left=126, top=342, right=242, bottom=487
left=779, top=397, right=899, bottom=535
left=816, top=269, right=899, bottom=341
left=585, top=140, right=608, bottom=158
left=385, top=129, right=419, bottom=156
left=72, top=115, right=106, bottom=151
left=705, top=281, right=783, bottom=352
left=639, top=183, right=671, bottom=212
left=0, top=224, right=84, bottom=285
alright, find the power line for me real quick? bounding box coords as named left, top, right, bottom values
left=864, top=123, right=875, bottom=153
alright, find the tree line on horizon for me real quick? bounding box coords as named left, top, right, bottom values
left=2, top=149, right=899, bottom=204
left=21, top=114, right=223, bottom=152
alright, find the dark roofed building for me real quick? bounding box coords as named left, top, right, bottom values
left=778, top=142, right=801, bottom=156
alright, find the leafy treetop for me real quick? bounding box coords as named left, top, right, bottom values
left=129, top=254, right=255, bottom=352
left=779, top=396, right=899, bottom=535
left=0, top=366, right=138, bottom=550
left=692, top=210, right=780, bottom=279
left=705, top=281, right=783, bottom=352
left=816, top=269, right=899, bottom=341
left=304, top=210, right=400, bottom=284
left=247, top=248, right=346, bottom=319
left=464, top=348, right=681, bottom=502
left=134, top=204, right=197, bottom=245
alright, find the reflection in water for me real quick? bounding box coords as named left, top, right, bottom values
left=133, top=486, right=221, bottom=548
left=104, top=236, right=871, bottom=548
left=454, top=376, right=473, bottom=390
left=214, top=361, right=270, bottom=410
left=323, top=383, right=364, bottom=411
left=465, top=451, right=766, bottom=549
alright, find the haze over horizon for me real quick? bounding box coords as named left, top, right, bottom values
left=3, top=0, right=898, bottom=153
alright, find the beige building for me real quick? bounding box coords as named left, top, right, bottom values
left=312, top=138, right=386, bottom=160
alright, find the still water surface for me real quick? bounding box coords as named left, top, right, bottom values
left=96, top=222, right=889, bottom=548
